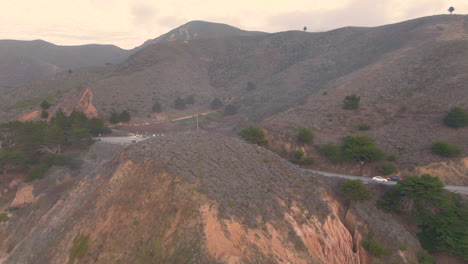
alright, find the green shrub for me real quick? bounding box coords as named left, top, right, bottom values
left=301, top=157, right=314, bottom=165
left=185, top=94, right=195, bottom=105
left=27, top=163, right=50, bottom=181
left=376, top=190, right=402, bottom=213
left=342, top=135, right=385, bottom=175
left=340, top=179, right=370, bottom=203
left=69, top=234, right=89, bottom=264
left=246, top=81, right=256, bottom=91
left=443, top=107, right=468, bottom=128
left=0, top=213, right=9, bottom=222
left=210, top=98, right=223, bottom=110
left=292, top=150, right=304, bottom=162
left=387, top=154, right=397, bottom=161
left=380, top=163, right=397, bottom=175
left=109, top=112, right=120, bottom=124
left=343, top=94, right=360, bottom=110
left=239, top=126, right=268, bottom=146
left=119, top=110, right=131, bottom=123
left=431, top=141, right=462, bottom=157
left=40, top=100, right=51, bottom=110
left=297, top=128, right=314, bottom=144
left=174, top=97, right=186, bottom=110
left=224, top=104, right=238, bottom=116
left=319, top=142, right=344, bottom=163
left=41, top=110, right=49, bottom=119
left=361, top=233, right=388, bottom=257
left=377, top=175, right=468, bottom=259
left=417, top=250, right=435, bottom=264
left=358, top=123, right=371, bottom=131
left=152, top=101, right=162, bottom=113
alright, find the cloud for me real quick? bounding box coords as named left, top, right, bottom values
left=266, top=0, right=458, bottom=32
left=131, top=2, right=157, bottom=30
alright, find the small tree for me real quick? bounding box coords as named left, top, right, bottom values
left=303, top=26, right=307, bottom=31
left=340, top=179, right=371, bottom=203
left=0, top=152, right=25, bottom=175
left=358, top=123, right=371, bottom=131
left=343, top=94, right=360, bottom=110
left=152, top=101, right=162, bottom=113
left=210, top=98, right=223, bottom=110
left=119, top=110, right=131, bottom=123
left=239, top=126, right=268, bottom=146
left=443, top=107, right=468, bottom=128
left=224, top=104, right=238, bottom=116
left=185, top=94, right=195, bottom=105
left=41, top=110, right=49, bottom=119
left=319, top=142, right=344, bottom=163
left=40, top=100, right=51, bottom=110
left=292, top=150, right=304, bottom=163
left=44, top=125, right=66, bottom=154
left=109, top=112, right=120, bottom=124
left=297, top=128, right=314, bottom=144
left=431, top=141, right=462, bottom=157
left=174, top=97, right=186, bottom=110
left=246, top=82, right=256, bottom=91
left=448, top=6, right=455, bottom=15
left=342, top=135, right=385, bottom=175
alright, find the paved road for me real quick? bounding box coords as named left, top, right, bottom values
left=92, top=137, right=468, bottom=195
left=93, top=135, right=163, bottom=145
left=304, top=169, right=468, bottom=195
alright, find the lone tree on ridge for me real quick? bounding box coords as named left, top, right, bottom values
left=448, top=7, right=455, bottom=15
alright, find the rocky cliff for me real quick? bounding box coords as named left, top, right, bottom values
left=1, top=133, right=422, bottom=263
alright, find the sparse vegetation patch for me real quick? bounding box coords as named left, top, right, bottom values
left=68, top=234, right=89, bottom=264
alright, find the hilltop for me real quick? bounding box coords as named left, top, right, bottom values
left=1, top=133, right=423, bottom=264
left=0, top=15, right=467, bottom=179
left=0, top=39, right=129, bottom=88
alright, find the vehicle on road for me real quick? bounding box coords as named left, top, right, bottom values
left=372, top=176, right=388, bottom=182
left=388, top=176, right=404, bottom=182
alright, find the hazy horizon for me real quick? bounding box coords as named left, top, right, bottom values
left=1, top=0, right=466, bottom=49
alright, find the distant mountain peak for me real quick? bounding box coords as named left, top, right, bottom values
left=139, top=20, right=265, bottom=48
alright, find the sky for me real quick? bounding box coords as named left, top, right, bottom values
left=0, top=0, right=466, bottom=49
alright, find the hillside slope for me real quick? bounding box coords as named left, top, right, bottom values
left=1, top=133, right=422, bottom=264
left=263, top=15, right=468, bottom=172
left=0, top=39, right=128, bottom=88
left=1, top=15, right=467, bottom=175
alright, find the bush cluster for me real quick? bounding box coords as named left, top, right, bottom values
left=443, top=107, right=468, bottom=128
left=239, top=126, right=268, bottom=146
left=431, top=141, right=462, bottom=157
left=377, top=174, right=467, bottom=259
left=297, top=128, right=314, bottom=144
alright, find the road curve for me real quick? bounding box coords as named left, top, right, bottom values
left=304, top=169, right=468, bottom=195
left=93, top=138, right=468, bottom=195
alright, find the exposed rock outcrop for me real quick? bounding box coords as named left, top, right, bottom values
left=2, top=133, right=421, bottom=263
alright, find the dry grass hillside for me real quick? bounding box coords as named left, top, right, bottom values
left=0, top=39, right=128, bottom=88
left=1, top=15, right=466, bottom=178
left=263, top=15, right=468, bottom=172
left=1, top=133, right=423, bottom=264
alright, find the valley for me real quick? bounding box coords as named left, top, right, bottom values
left=0, top=14, right=467, bottom=264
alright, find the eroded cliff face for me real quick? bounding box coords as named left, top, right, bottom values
left=16, top=88, right=98, bottom=122
left=408, top=158, right=468, bottom=185
left=1, top=133, right=421, bottom=264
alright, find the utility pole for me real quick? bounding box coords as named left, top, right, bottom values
left=196, top=106, right=199, bottom=132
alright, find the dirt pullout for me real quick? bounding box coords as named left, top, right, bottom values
left=3, top=133, right=421, bottom=264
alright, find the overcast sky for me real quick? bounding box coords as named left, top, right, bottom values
left=0, top=0, right=465, bottom=49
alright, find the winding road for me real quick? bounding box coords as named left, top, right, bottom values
left=94, top=136, right=468, bottom=195
left=304, top=169, right=468, bottom=195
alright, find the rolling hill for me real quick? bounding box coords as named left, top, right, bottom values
left=0, top=39, right=129, bottom=88
left=0, top=15, right=467, bottom=178
left=1, top=133, right=423, bottom=264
